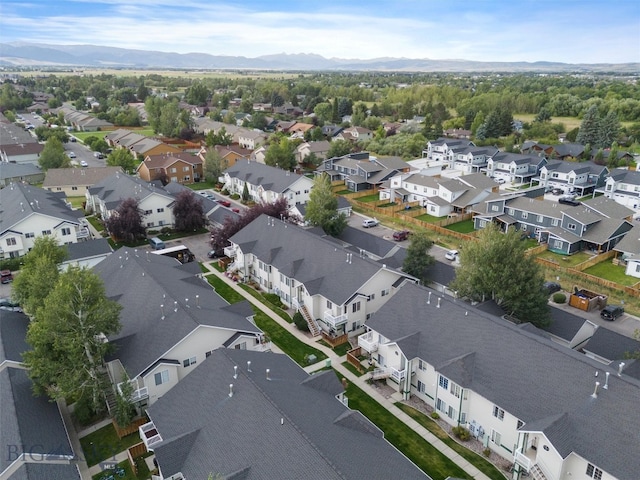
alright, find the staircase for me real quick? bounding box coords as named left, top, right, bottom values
left=530, top=464, right=548, bottom=480
left=99, top=370, right=118, bottom=415
left=371, top=368, right=390, bottom=380
left=300, top=305, right=321, bottom=337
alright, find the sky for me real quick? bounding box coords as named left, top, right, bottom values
left=1, top=0, right=639, bottom=64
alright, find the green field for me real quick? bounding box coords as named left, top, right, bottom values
left=73, top=128, right=155, bottom=143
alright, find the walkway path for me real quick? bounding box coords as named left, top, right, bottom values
left=201, top=263, right=493, bottom=480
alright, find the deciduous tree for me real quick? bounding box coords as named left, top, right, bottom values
left=23, top=267, right=121, bottom=412
left=204, top=148, right=228, bottom=183
left=107, top=148, right=137, bottom=172
left=450, top=223, right=550, bottom=327
left=105, top=198, right=146, bottom=243
left=402, top=233, right=435, bottom=284
left=326, top=139, right=353, bottom=159
left=173, top=190, right=206, bottom=232
left=38, top=137, right=71, bottom=171
left=304, top=173, right=347, bottom=236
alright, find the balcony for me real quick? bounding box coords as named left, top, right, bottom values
left=76, top=227, right=90, bottom=239
left=292, top=298, right=303, bottom=310
left=324, top=310, right=347, bottom=328
left=139, top=421, right=163, bottom=450
left=358, top=331, right=378, bottom=353
left=514, top=450, right=531, bottom=472
left=390, top=367, right=406, bottom=382
left=224, top=246, right=237, bottom=257
left=255, top=341, right=272, bottom=352
left=117, top=380, right=148, bottom=403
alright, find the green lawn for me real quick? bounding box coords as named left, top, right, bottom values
left=187, top=181, right=217, bottom=191
left=239, top=284, right=292, bottom=323
left=73, top=131, right=109, bottom=143
left=205, top=275, right=245, bottom=304
left=87, top=215, right=105, bottom=232
left=341, top=377, right=471, bottom=480
left=536, top=250, right=591, bottom=267
left=584, top=261, right=639, bottom=286
left=91, top=459, right=147, bottom=480
left=66, top=195, right=86, bottom=209
left=415, top=213, right=443, bottom=224
left=341, top=361, right=366, bottom=377
left=356, top=194, right=381, bottom=203
left=396, top=404, right=508, bottom=480
left=445, top=219, right=475, bottom=234
left=79, top=423, right=142, bottom=467
left=252, top=309, right=327, bottom=365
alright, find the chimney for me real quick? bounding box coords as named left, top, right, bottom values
left=618, top=362, right=625, bottom=376
left=233, top=366, right=238, bottom=379
left=174, top=301, right=178, bottom=312
left=436, top=297, right=441, bottom=308
left=195, top=295, right=200, bottom=307
left=160, top=304, right=165, bottom=319
left=591, top=381, right=600, bottom=398
left=603, top=372, right=610, bottom=390
left=247, top=361, right=252, bottom=372
left=266, top=368, right=271, bottom=380
left=427, top=292, right=431, bottom=304
left=229, top=384, right=234, bottom=397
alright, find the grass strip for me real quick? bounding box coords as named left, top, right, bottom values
left=79, top=423, right=141, bottom=467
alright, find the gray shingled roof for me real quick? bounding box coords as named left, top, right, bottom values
left=148, top=349, right=428, bottom=480
left=8, top=463, right=81, bottom=480
left=94, top=248, right=260, bottom=378
left=0, top=162, right=42, bottom=181
left=0, top=364, right=77, bottom=478
left=544, top=306, right=591, bottom=343
left=607, top=168, right=640, bottom=186
left=224, top=160, right=310, bottom=193
left=308, top=225, right=398, bottom=259
left=582, top=326, right=640, bottom=363
left=230, top=215, right=410, bottom=305
left=582, top=195, right=635, bottom=219
left=614, top=224, right=640, bottom=255
left=64, top=238, right=112, bottom=261
left=366, top=282, right=640, bottom=480
left=0, top=311, right=30, bottom=364
left=0, top=183, right=82, bottom=235
left=42, top=166, right=124, bottom=188
left=88, top=173, right=174, bottom=210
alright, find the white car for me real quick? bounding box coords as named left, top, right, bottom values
left=80, top=160, right=88, bottom=167
left=362, top=218, right=379, bottom=228
left=445, top=249, right=459, bottom=261
left=68, top=151, right=76, bottom=158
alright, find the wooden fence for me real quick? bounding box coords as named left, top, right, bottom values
left=565, top=268, right=640, bottom=297
left=321, top=331, right=349, bottom=347
left=346, top=347, right=364, bottom=373
left=113, top=416, right=148, bottom=439
left=525, top=244, right=548, bottom=256
left=572, top=250, right=616, bottom=271
left=127, top=442, right=148, bottom=475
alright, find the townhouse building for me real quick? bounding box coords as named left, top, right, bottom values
left=86, top=172, right=175, bottom=229
left=422, top=137, right=475, bottom=162
left=95, top=248, right=267, bottom=409
left=486, top=152, right=548, bottom=184
left=225, top=215, right=416, bottom=338
left=137, top=152, right=203, bottom=185
left=448, top=145, right=499, bottom=173
left=43, top=166, right=123, bottom=196
left=596, top=168, right=640, bottom=212
left=222, top=160, right=314, bottom=207
left=535, top=161, right=608, bottom=196
left=0, top=183, right=89, bottom=259
left=317, top=152, right=409, bottom=192
left=472, top=195, right=633, bottom=255
left=358, top=282, right=640, bottom=480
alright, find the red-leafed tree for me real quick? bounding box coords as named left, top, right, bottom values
left=105, top=198, right=146, bottom=243
left=210, top=197, right=298, bottom=253
left=173, top=190, right=206, bottom=232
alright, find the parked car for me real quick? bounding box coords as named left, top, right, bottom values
left=600, top=304, right=624, bottom=321
left=207, top=249, right=224, bottom=259
left=68, top=151, right=76, bottom=158
left=494, top=178, right=506, bottom=184
left=551, top=188, right=563, bottom=195
left=0, top=298, right=22, bottom=313
left=94, top=151, right=104, bottom=159
left=543, top=281, right=562, bottom=294
left=444, top=249, right=459, bottom=261
left=559, top=198, right=580, bottom=207
left=80, top=160, right=89, bottom=167
left=393, top=230, right=410, bottom=241
left=217, top=199, right=231, bottom=207
left=69, top=136, right=77, bottom=142
left=362, top=218, right=379, bottom=228
left=0, top=270, right=13, bottom=284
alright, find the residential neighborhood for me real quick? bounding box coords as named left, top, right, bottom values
left=1, top=57, right=640, bottom=480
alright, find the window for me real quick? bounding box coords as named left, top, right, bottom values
left=368, top=293, right=375, bottom=301
left=154, top=370, right=169, bottom=386
left=568, top=223, right=576, bottom=230
left=450, top=384, right=461, bottom=398
left=157, top=208, right=164, bottom=213
left=183, top=176, right=190, bottom=182
left=508, top=208, right=515, bottom=215
left=352, top=301, right=361, bottom=313
left=438, top=375, right=449, bottom=390
left=147, top=222, right=155, bottom=227
left=491, top=429, right=501, bottom=446
left=183, top=356, right=196, bottom=368
left=491, top=205, right=499, bottom=212
left=42, top=229, right=52, bottom=235
left=170, top=167, right=177, bottom=173
left=418, top=359, right=427, bottom=371
left=6, top=238, right=16, bottom=246
left=61, top=227, right=71, bottom=236
left=72, top=186, right=78, bottom=191
left=234, top=342, right=247, bottom=350
left=554, top=240, right=563, bottom=249
left=521, top=212, right=528, bottom=219
left=586, top=464, right=603, bottom=480
left=327, top=300, right=332, bottom=309
left=492, top=406, right=505, bottom=420
left=144, top=209, right=152, bottom=215
left=460, top=412, right=467, bottom=424
left=447, top=406, right=456, bottom=419
left=436, top=398, right=447, bottom=413
left=517, top=420, right=524, bottom=429
left=381, top=289, right=390, bottom=297
left=183, top=166, right=190, bottom=172
left=25, top=232, right=35, bottom=238
left=552, top=218, right=559, bottom=226
left=417, top=380, right=425, bottom=393
left=537, top=215, right=543, bottom=222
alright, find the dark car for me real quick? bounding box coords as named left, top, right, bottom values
left=207, top=249, right=224, bottom=259
left=393, top=230, right=410, bottom=241
left=0, top=298, right=22, bottom=313
left=543, top=281, right=561, bottom=295
left=558, top=198, right=580, bottom=207
left=0, top=270, right=13, bottom=284
left=600, top=304, right=624, bottom=321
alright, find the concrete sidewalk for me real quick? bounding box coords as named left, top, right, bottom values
left=202, top=263, right=492, bottom=480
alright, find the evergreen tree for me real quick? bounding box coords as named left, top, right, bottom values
left=241, top=182, right=250, bottom=203
left=576, top=105, right=601, bottom=147
left=599, top=110, right=620, bottom=148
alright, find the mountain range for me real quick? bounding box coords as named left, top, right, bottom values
left=1, top=42, right=638, bottom=73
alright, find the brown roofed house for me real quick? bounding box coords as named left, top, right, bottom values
left=43, top=166, right=124, bottom=196
left=137, top=153, right=203, bottom=184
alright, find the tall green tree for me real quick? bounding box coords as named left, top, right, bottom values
left=402, top=233, right=435, bottom=284
left=599, top=110, right=620, bottom=148
left=24, top=267, right=121, bottom=412
left=107, top=148, right=137, bottom=172
left=264, top=137, right=296, bottom=170
left=38, top=137, right=71, bottom=171
left=326, top=139, right=352, bottom=159
left=204, top=148, right=228, bottom=183
left=576, top=104, right=601, bottom=147
left=304, top=174, right=346, bottom=236
left=450, top=223, right=550, bottom=327
left=11, top=236, right=67, bottom=315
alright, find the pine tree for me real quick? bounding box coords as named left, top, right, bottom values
left=576, top=105, right=601, bottom=147
left=599, top=111, right=620, bottom=149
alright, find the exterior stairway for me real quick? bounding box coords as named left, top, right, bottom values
left=300, top=305, right=321, bottom=337
left=371, top=368, right=390, bottom=380
left=99, top=370, right=118, bottom=414
left=530, top=464, right=548, bottom=480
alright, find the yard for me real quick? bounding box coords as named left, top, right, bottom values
left=445, top=219, right=475, bottom=234
left=79, top=423, right=142, bottom=467
left=340, top=377, right=471, bottom=480
left=583, top=261, right=640, bottom=287
left=73, top=128, right=156, bottom=144
left=414, top=213, right=443, bottom=224
left=355, top=193, right=381, bottom=203
left=87, top=215, right=105, bottom=233
left=91, top=458, right=150, bottom=480
left=205, top=274, right=245, bottom=304
left=536, top=250, right=592, bottom=267
left=66, top=195, right=86, bottom=209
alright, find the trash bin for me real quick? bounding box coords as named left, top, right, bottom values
left=325, top=359, right=331, bottom=368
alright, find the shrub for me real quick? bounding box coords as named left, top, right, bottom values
left=451, top=426, right=471, bottom=441
left=73, top=396, right=99, bottom=426
left=430, top=412, right=440, bottom=420
left=293, top=311, right=309, bottom=332
left=221, top=189, right=230, bottom=196
left=0, top=257, right=23, bottom=272
left=552, top=292, right=566, bottom=304
left=230, top=193, right=241, bottom=200
left=264, top=293, right=284, bottom=308
left=483, top=447, right=491, bottom=457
